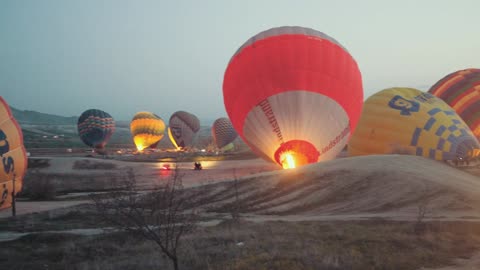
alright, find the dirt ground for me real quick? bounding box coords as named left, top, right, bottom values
left=3, top=154, right=480, bottom=220
left=421, top=251, right=480, bottom=270
left=2, top=154, right=480, bottom=269
left=0, top=156, right=278, bottom=218
left=3, top=220, right=480, bottom=270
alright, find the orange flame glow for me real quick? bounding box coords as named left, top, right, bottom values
left=274, top=140, right=320, bottom=169
left=280, top=152, right=296, bottom=169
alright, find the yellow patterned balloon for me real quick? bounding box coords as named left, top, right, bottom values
left=348, top=87, right=480, bottom=160
left=0, top=97, right=27, bottom=210
left=130, top=112, right=166, bottom=151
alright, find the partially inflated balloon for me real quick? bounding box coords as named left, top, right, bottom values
left=0, top=97, right=27, bottom=210
left=130, top=112, right=166, bottom=151
left=428, top=68, right=480, bottom=138
left=348, top=88, right=480, bottom=160
left=212, top=117, right=238, bottom=149
left=221, top=142, right=235, bottom=152
left=77, top=109, right=115, bottom=149
left=168, top=111, right=200, bottom=150
left=223, top=26, right=363, bottom=169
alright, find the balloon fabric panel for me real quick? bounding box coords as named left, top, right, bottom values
left=77, top=109, right=115, bottom=149
left=224, top=32, right=362, bottom=135
left=0, top=97, right=27, bottom=210
left=223, top=26, right=363, bottom=168
left=349, top=88, right=480, bottom=161
left=130, top=112, right=166, bottom=151
left=429, top=69, right=480, bottom=137
left=168, top=111, right=200, bottom=149
left=212, top=117, right=238, bottom=149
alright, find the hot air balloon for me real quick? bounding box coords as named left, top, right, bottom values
left=223, top=26, right=363, bottom=169
left=167, top=111, right=200, bottom=150
left=0, top=97, right=27, bottom=210
left=428, top=68, right=480, bottom=138
left=212, top=117, right=238, bottom=150
left=348, top=87, right=480, bottom=160
left=130, top=112, right=166, bottom=151
left=77, top=109, right=115, bottom=150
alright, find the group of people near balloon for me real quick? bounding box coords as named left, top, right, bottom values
left=2, top=25, right=480, bottom=211
left=77, top=109, right=239, bottom=153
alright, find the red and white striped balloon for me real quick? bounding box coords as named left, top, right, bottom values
left=223, top=26, right=363, bottom=168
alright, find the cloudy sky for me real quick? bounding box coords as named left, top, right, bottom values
left=1, top=0, right=479, bottom=121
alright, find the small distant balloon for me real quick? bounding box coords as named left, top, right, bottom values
left=348, top=87, right=480, bottom=160
left=0, top=97, right=28, bottom=210
left=212, top=117, right=238, bottom=150
left=167, top=111, right=200, bottom=150
left=130, top=112, right=166, bottom=151
left=223, top=26, right=363, bottom=169
left=77, top=109, right=115, bottom=149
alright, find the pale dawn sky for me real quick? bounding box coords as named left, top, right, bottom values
left=1, top=0, right=479, bottom=121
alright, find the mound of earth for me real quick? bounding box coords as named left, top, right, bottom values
left=12, top=155, right=480, bottom=220
left=199, top=155, right=480, bottom=219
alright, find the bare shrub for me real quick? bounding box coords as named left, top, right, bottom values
left=414, top=186, right=431, bottom=235
left=91, top=165, right=199, bottom=270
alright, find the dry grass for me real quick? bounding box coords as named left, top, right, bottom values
left=20, top=171, right=57, bottom=200
left=0, top=206, right=105, bottom=232
left=2, top=220, right=480, bottom=270
left=27, top=158, right=51, bottom=169
left=73, top=159, right=117, bottom=170
left=190, top=220, right=480, bottom=270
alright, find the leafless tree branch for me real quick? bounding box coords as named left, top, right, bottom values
left=91, top=164, right=199, bottom=270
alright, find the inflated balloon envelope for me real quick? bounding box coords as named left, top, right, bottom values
left=0, top=97, right=27, bottom=210
left=428, top=68, right=480, bottom=138
left=131, top=112, right=166, bottom=151
left=77, top=109, right=116, bottom=150
left=167, top=111, right=200, bottom=150
left=348, top=87, right=480, bottom=160
left=212, top=117, right=238, bottom=149
left=223, top=26, right=363, bottom=169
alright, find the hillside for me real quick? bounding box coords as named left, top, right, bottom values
left=17, top=154, right=480, bottom=220
left=11, top=107, right=77, bottom=125
left=199, top=155, right=480, bottom=218
left=9, top=107, right=228, bottom=149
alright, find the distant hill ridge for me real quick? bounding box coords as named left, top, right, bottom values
left=11, top=107, right=78, bottom=125
left=10, top=106, right=217, bottom=127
